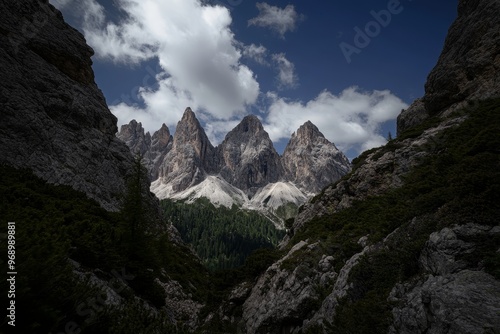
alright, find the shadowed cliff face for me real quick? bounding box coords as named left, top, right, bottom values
left=397, top=0, right=500, bottom=134
left=0, top=0, right=146, bottom=211
left=117, top=121, right=173, bottom=180
left=237, top=1, right=500, bottom=333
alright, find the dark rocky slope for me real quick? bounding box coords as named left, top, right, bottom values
left=397, top=0, right=500, bottom=133
left=234, top=0, right=500, bottom=332
left=0, top=1, right=205, bottom=332
left=0, top=0, right=145, bottom=211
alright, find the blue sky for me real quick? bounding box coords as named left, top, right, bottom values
left=51, top=0, right=458, bottom=158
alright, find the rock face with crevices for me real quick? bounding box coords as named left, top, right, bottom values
left=282, top=121, right=351, bottom=194
left=156, top=107, right=217, bottom=194
left=389, top=224, right=500, bottom=334
left=118, top=120, right=173, bottom=180
left=217, top=115, right=283, bottom=196
left=398, top=0, right=500, bottom=134
left=0, top=0, right=148, bottom=211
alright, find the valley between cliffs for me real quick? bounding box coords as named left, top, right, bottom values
left=0, top=0, right=498, bottom=333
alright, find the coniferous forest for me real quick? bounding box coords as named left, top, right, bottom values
left=162, top=199, right=285, bottom=271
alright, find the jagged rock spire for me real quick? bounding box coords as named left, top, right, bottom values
left=282, top=120, right=351, bottom=193
left=218, top=115, right=283, bottom=196
left=120, top=110, right=351, bottom=198
left=157, top=108, right=216, bottom=193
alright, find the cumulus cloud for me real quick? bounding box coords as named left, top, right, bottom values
left=272, top=53, right=298, bottom=89
left=51, top=0, right=407, bottom=156
left=248, top=3, right=303, bottom=38
left=73, top=0, right=259, bottom=133
left=242, top=43, right=269, bottom=65
left=264, top=87, right=408, bottom=153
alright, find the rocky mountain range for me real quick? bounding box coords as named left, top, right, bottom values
left=1, top=0, right=498, bottom=333
left=118, top=109, right=351, bottom=214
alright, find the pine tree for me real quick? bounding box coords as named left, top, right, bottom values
left=120, top=154, right=151, bottom=267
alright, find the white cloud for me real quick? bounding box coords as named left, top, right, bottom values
left=248, top=3, right=303, bottom=38
left=242, top=43, right=269, bottom=65
left=75, top=0, right=259, bottom=133
left=272, top=53, right=298, bottom=89
left=51, top=0, right=407, bottom=156
left=263, top=87, right=408, bottom=154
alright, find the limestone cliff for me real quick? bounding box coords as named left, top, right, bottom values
left=120, top=113, right=352, bottom=209
left=0, top=0, right=145, bottom=211
left=282, top=121, right=351, bottom=194
left=397, top=0, right=500, bottom=134
left=118, top=120, right=172, bottom=180
left=217, top=115, right=283, bottom=196
left=155, top=107, right=217, bottom=194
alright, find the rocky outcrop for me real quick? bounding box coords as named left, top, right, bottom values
left=398, top=0, right=500, bottom=134
left=389, top=224, right=500, bottom=334
left=242, top=241, right=337, bottom=334
left=218, top=115, right=283, bottom=196
left=156, top=107, right=217, bottom=194
left=117, top=120, right=152, bottom=157
left=291, top=116, right=465, bottom=235
left=390, top=270, right=500, bottom=334
left=282, top=121, right=351, bottom=194
left=424, top=0, right=500, bottom=114
left=148, top=123, right=173, bottom=180
left=0, top=0, right=146, bottom=211
left=118, top=121, right=172, bottom=180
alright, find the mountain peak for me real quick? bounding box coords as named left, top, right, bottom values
left=117, top=119, right=151, bottom=156
left=294, top=120, right=325, bottom=142
left=176, top=107, right=208, bottom=139
left=398, top=0, right=500, bottom=134
left=120, top=110, right=352, bottom=197
left=235, top=114, right=264, bottom=134
left=181, top=107, right=196, bottom=121
left=158, top=108, right=216, bottom=192
left=218, top=114, right=282, bottom=195
left=282, top=122, right=350, bottom=193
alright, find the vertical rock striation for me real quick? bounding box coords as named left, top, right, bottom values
left=155, top=107, right=216, bottom=194
left=282, top=121, right=351, bottom=194
left=217, top=115, right=283, bottom=196
left=118, top=120, right=172, bottom=180
left=121, top=112, right=352, bottom=204
left=0, top=0, right=146, bottom=211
